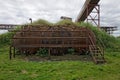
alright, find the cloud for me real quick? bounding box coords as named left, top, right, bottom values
left=100, top=0, right=120, bottom=27
left=0, top=0, right=120, bottom=31
left=0, top=0, right=85, bottom=24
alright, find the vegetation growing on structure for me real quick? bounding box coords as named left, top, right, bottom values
left=68, top=48, right=75, bottom=54
left=55, top=20, right=119, bottom=51
left=31, top=19, right=53, bottom=26
left=0, top=19, right=120, bottom=51
left=77, top=22, right=120, bottom=51
left=36, top=48, right=48, bottom=57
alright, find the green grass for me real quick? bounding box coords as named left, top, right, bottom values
left=31, top=19, right=53, bottom=26
left=0, top=45, right=120, bottom=80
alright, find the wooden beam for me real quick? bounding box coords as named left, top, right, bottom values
left=13, top=44, right=88, bottom=48
left=12, top=37, right=88, bottom=39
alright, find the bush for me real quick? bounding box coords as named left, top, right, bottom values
left=0, top=32, right=14, bottom=45
left=117, top=36, right=120, bottom=39
left=0, top=26, right=21, bottom=46
left=36, top=48, right=48, bottom=57
left=68, top=48, right=75, bottom=54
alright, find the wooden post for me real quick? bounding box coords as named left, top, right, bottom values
left=13, top=47, right=15, bottom=58
left=9, top=46, right=12, bottom=60
left=48, top=48, right=51, bottom=60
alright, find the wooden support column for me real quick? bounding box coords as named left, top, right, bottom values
left=9, top=46, right=12, bottom=60
left=62, top=48, right=64, bottom=56
left=48, top=48, right=51, bottom=60
left=13, top=47, right=15, bottom=58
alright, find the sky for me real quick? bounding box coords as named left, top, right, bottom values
left=0, top=0, right=120, bottom=35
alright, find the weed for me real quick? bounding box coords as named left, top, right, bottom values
left=68, top=48, right=75, bottom=54
left=36, top=48, right=48, bottom=57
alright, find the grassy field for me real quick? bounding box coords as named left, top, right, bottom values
left=0, top=45, right=120, bottom=80
left=0, top=21, right=120, bottom=80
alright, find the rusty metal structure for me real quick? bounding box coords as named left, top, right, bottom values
left=101, top=26, right=117, bottom=34
left=61, top=16, right=72, bottom=21
left=75, top=0, right=117, bottom=34
left=0, top=24, right=20, bottom=30
left=0, top=0, right=106, bottom=64
left=8, top=24, right=105, bottom=64
left=76, top=0, right=100, bottom=27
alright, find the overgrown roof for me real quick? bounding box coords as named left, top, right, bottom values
left=0, top=19, right=120, bottom=51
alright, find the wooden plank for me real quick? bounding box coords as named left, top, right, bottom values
left=12, top=37, right=88, bottom=39
left=9, top=46, right=12, bottom=60
left=9, top=30, right=87, bottom=32
left=13, top=47, right=15, bottom=58
left=13, top=44, right=88, bottom=48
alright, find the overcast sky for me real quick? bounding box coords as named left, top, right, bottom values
left=0, top=0, right=120, bottom=35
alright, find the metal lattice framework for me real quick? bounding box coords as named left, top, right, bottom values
left=0, top=24, right=19, bottom=30
left=100, top=26, right=117, bottom=34
left=76, top=0, right=100, bottom=27
left=86, top=4, right=100, bottom=27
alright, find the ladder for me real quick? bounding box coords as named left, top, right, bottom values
left=88, top=29, right=105, bottom=64
left=89, top=45, right=105, bottom=64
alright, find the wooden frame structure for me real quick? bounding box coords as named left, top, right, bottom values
left=9, top=24, right=105, bottom=64
left=9, top=25, right=95, bottom=57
